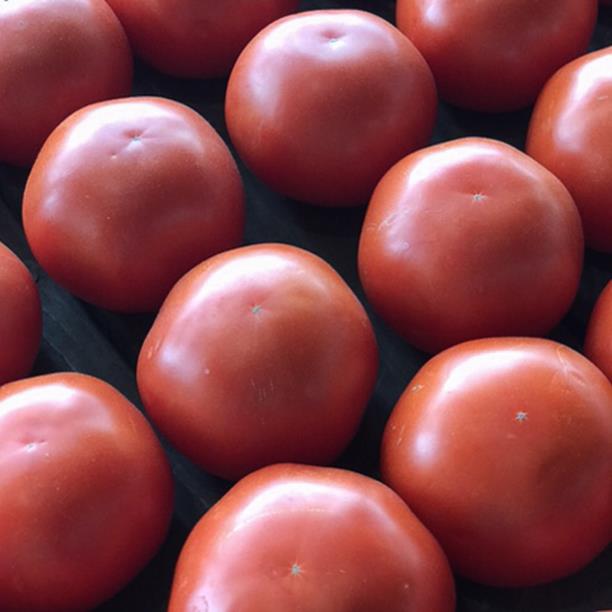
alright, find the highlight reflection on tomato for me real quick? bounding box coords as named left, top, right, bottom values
left=527, top=46, right=612, bottom=253
left=358, top=137, right=583, bottom=354
left=0, top=373, right=174, bottom=612
left=381, top=338, right=612, bottom=587
left=168, top=464, right=456, bottom=612
left=104, top=0, right=299, bottom=78
left=0, top=242, right=41, bottom=385
left=23, top=97, right=244, bottom=312
left=0, top=0, right=132, bottom=166
left=396, top=0, right=597, bottom=112
left=226, top=9, right=436, bottom=206
left=137, top=244, right=379, bottom=480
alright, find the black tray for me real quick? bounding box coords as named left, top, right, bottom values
left=0, top=1, right=610, bottom=610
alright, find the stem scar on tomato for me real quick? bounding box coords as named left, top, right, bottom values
left=290, top=563, right=302, bottom=576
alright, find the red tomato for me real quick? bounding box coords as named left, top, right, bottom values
left=225, top=9, right=436, bottom=206
left=137, top=244, right=379, bottom=480
left=0, top=242, right=41, bottom=385
left=526, top=47, right=612, bottom=253
left=585, top=282, right=612, bottom=381
left=23, top=97, right=244, bottom=312
left=381, top=338, right=612, bottom=587
left=168, top=464, right=455, bottom=612
left=358, top=137, right=584, bottom=354
left=396, top=0, right=597, bottom=112
left=0, top=0, right=132, bottom=166
left=0, top=372, right=173, bottom=612
left=104, top=0, right=299, bottom=78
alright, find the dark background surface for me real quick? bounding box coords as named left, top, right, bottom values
left=0, top=1, right=611, bottom=610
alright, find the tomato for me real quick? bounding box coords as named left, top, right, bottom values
left=585, top=282, right=612, bottom=381
left=104, top=0, right=299, bottom=78
left=137, top=244, right=378, bottom=480
left=526, top=47, right=612, bottom=253
left=0, top=0, right=132, bottom=166
left=381, top=338, right=612, bottom=587
left=0, top=372, right=173, bottom=612
left=396, top=0, right=597, bottom=112
left=23, top=97, right=244, bottom=312
left=358, top=137, right=583, bottom=354
left=168, top=464, right=455, bottom=612
left=225, top=9, right=436, bottom=206
left=0, top=242, right=41, bottom=385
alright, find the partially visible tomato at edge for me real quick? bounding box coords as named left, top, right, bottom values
left=585, top=281, right=612, bottom=381
left=0, top=241, right=41, bottom=385
left=527, top=46, right=612, bottom=253
left=0, top=372, right=174, bottom=612
left=103, top=0, right=299, bottom=78
left=396, top=0, right=597, bottom=112
left=168, top=464, right=455, bottom=612
left=0, top=0, right=132, bottom=166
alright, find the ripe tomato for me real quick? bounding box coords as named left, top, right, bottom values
left=0, top=242, right=41, bottom=385
left=23, top=97, right=244, bottom=312
left=381, top=338, right=612, bottom=587
left=358, top=137, right=583, bottom=354
left=137, top=244, right=379, bottom=480
left=0, top=373, right=173, bottom=612
left=585, top=282, right=612, bottom=381
left=0, top=0, right=132, bottom=166
left=225, top=9, right=436, bottom=206
left=526, top=47, right=612, bottom=253
left=396, top=0, right=597, bottom=112
left=168, top=464, right=455, bottom=612
left=104, top=0, right=299, bottom=78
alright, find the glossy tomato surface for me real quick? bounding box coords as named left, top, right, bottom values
left=168, top=464, right=455, bottom=612
left=104, top=0, right=299, bottom=78
left=358, top=137, right=584, bottom=354
left=585, top=282, right=612, bottom=380
left=381, top=338, right=612, bottom=587
left=226, top=9, right=436, bottom=206
left=0, top=372, right=174, bottom=612
left=527, top=47, right=612, bottom=253
left=0, top=241, right=41, bottom=385
left=23, top=97, right=244, bottom=312
left=137, top=244, right=378, bottom=480
left=396, top=0, right=597, bottom=112
left=0, top=0, right=132, bottom=166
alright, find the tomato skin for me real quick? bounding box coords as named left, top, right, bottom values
left=169, top=464, right=455, bottom=612
left=585, top=282, right=612, bottom=381
left=396, top=0, right=597, bottom=112
left=23, top=97, right=244, bottom=312
left=0, top=373, right=174, bottom=612
left=104, top=0, right=298, bottom=78
left=358, top=137, right=583, bottom=354
left=0, top=0, right=132, bottom=166
left=0, top=243, right=41, bottom=385
left=381, top=338, right=612, bottom=587
left=137, top=244, right=378, bottom=480
left=225, top=9, right=436, bottom=207
left=526, top=47, right=612, bottom=253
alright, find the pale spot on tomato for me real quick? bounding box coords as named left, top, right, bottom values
left=515, top=410, right=528, bottom=423
left=290, top=562, right=302, bottom=576
left=251, top=304, right=262, bottom=314
left=472, top=192, right=486, bottom=202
